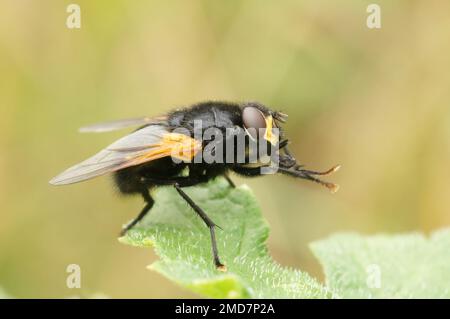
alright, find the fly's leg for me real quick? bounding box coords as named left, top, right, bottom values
left=139, top=175, right=208, bottom=187
left=120, top=189, right=154, bottom=236
left=174, top=183, right=226, bottom=271
left=224, top=173, right=235, bottom=188
left=231, top=166, right=264, bottom=177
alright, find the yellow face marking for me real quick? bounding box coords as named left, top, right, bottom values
left=264, top=115, right=278, bottom=145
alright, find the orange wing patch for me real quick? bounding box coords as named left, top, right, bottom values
left=128, top=133, right=202, bottom=165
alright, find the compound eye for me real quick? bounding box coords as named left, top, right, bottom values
left=242, top=107, right=266, bottom=138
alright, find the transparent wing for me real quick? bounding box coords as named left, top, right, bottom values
left=49, top=125, right=201, bottom=185
left=79, top=116, right=168, bottom=133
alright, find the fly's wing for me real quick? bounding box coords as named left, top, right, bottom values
left=49, top=125, right=201, bottom=185
left=79, top=116, right=168, bottom=133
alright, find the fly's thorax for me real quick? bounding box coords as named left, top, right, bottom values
left=166, top=101, right=280, bottom=168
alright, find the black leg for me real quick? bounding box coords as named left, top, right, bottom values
left=279, top=139, right=289, bottom=150
left=232, top=165, right=264, bottom=177
left=224, top=173, right=235, bottom=188
left=278, top=166, right=339, bottom=193
left=140, top=175, right=207, bottom=187
left=174, top=183, right=226, bottom=271
left=278, top=142, right=297, bottom=168
left=120, top=190, right=154, bottom=236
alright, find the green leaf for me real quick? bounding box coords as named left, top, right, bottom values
left=310, top=228, right=450, bottom=298
left=120, top=178, right=333, bottom=298
left=120, top=177, right=450, bottom=299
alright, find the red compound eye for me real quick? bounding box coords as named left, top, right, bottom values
left=242, top=106, right=266, bottom=138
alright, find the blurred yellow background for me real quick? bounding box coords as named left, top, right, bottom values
left=1, top=0, right=449, bottom=298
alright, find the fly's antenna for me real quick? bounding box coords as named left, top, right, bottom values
left=279, top=164, right=340, bottom=193
left=273, top=111, right=288, bottom=123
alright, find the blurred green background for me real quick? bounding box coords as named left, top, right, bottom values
left=1, top=0, right=449, bottom=298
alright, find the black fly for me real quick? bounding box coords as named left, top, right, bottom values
left=50, top=101, right=339, bottom=271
